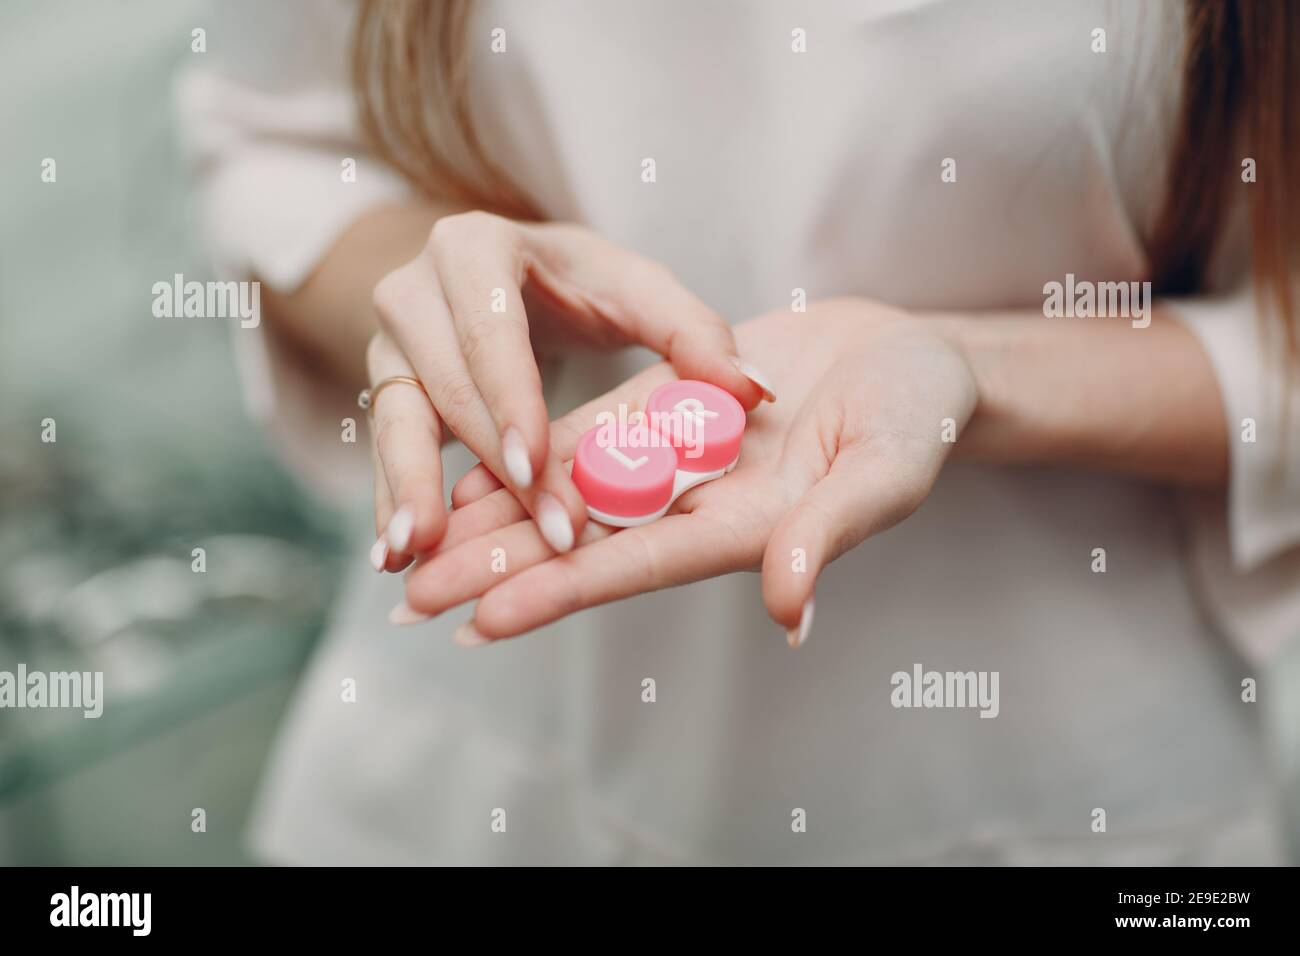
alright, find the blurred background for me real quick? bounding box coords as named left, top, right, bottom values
left=0, top=0, right=344, bottom=864
left=3, top=0, right=1300, bottom=867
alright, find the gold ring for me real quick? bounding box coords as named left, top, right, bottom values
left=357, top=375, right=426, bottom=412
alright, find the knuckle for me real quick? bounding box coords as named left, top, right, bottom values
left=458, top=314, right=508, bottom=367
left=433, top=371, right=481, bottom=419
left=696, top=304, right=730, bottom=334
left=613, top=530, right=658, bottom=587
left=427, top=214, right=458, bottom=249
left=487, top=488, right=522, bottom=527
left=371, top=267, right=412, bottom=327
left=550, top=562, right=588, bottom=619
left=431, top=210, right=508, bottom=250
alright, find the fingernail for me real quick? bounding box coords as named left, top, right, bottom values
left=369, top=536, right=389, bottom=572
left=731, top=356, right=776, bottom=402
left=787, top=597, right=814, bottom=649
left=386, top=505, right=414, bottom=552
left=453, top=620, right=491, bottom=647
left=502, top=426, right=533, bottom=490
left=537, top=493, right=575, bottom=553
left=388, top=600, right=431, bottom=626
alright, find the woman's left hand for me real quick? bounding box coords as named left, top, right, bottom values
left=399, top=298, right=979, bottom=647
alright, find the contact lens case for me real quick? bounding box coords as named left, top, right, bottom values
left=572, top=380, right=745, bottom=527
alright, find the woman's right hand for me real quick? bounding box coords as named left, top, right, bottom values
left=364, top=212, right=773, bottom=578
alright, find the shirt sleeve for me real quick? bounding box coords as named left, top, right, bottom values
left=1167, top=285, right=1300, bottom=665
left=173, top=0, right=413, bottom=501
left=175, top=0, right=413, bottom=290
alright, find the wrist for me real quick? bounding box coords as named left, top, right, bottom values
left=919, top=306, right=1228, bottom=482
left=926, top=313, right=1033, bottom=463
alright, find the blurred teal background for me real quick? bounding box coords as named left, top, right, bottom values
left=0, top=0, right=343, bottom=863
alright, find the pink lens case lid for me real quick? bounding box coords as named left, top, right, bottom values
left=571, top=426, right=679, bottom=524
left=643, top=379, right=746, bottom=472
left=572, top=379, right=746, bottom=528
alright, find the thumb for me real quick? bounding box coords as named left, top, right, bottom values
left=761, top=447, right=925, bottom=649
left=659, top=306, right=777, bottom=409
left=524, top=224, right=776, bottom=407
left=598, top=250, right=776, bottom=408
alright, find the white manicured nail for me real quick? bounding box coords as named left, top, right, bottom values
left=369, top=537, right=389, bottom=572
left=731, top=356, right=776, bottom=402
left=502, top=426, right=533, bottom=490
left=388, top=600, right=431, bottom=626
left=453, top=621, right=490, bottom=647
left=787, top=598, right=814, bottom=649
left=386, top=505, right=414, bottom=552
left=537, top=493, right=574, bottom=553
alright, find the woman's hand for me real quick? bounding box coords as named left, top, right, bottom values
left=363, top=213, right=772, bottom=575
left=398, top=299, right=979, bottom=646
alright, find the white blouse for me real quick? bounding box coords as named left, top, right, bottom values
left=177, top=0, right=1299, bottom=864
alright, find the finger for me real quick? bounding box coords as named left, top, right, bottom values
left=440, top=458, right=587, bottom=559
left=450, top=462, right=503, bottom=509
left=365, top=334, right=447, bottom=566
left=374, top=262, right=500, bottom=460
left=547, top=363, right=679, bottom=459
left=418, top=361, right=679, bottom=578
left=531, top=451, right=587, bottom=553
left=376, top=256, right=588, bottom=554
left=430, top=212, right=551, bottom=486
left=372, top=397, right=447, bottom=560
left=434, top=364, right=677, bottom=558
left=448, top=361, right=673, bottom=557
left=471, top=512, right=752, bottom=640
left=761, top=450, right=925, bottom=648
left=368, top=438, right=404, bottom=572
left=437, top=487, right=531, bottom=554
left=405, top=513, right=613, bottom=620
left=528, top=226, right=774, bottom=408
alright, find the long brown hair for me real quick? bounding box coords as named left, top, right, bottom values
left=354, top=0, right=1299, bottom=375
left=1149, top=1, right=1300, bottom=376
left=352, top=0, right=534, bottom=220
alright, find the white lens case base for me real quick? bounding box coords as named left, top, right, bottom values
left=585, top=457, right=738, bottom=528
